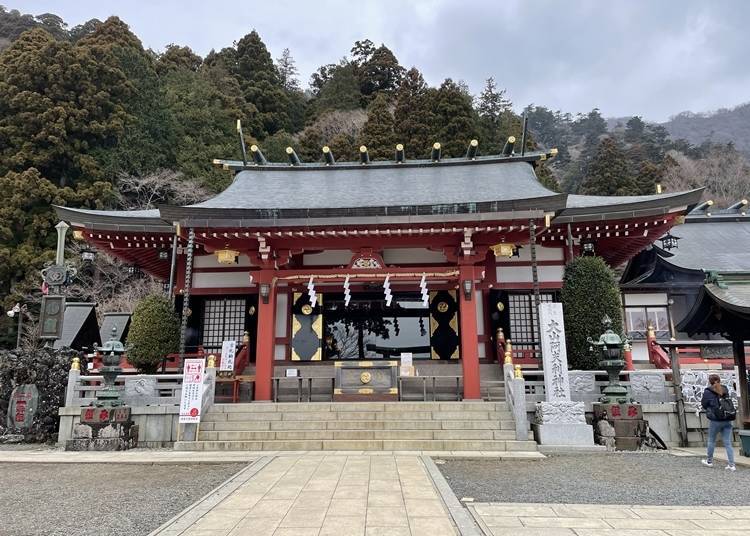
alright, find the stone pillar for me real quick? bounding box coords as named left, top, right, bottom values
left=532, top=302, right=595, bottom=446
left=254, top=270, right=276, bottom=401
left=459, top=264, right=481, bottom=400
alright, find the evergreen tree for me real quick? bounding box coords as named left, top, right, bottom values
left=80, top=17, right=177, bottom=177
left=634, top=161, right=663, bottom=196
left=359, top=94, right=396, bottom=159
left=310, top=61, right=362, bottom=116
left=354, top=43, right=405, bottom=100
left=393, top=68, right=433, bottom=158
left=477, top=77, right=511, bottom=120
left=235, top=30, right=291, bottom=136
left=624, top=116, right=645, bottom=142
left=579, top=137, right=636, bottom=195
left=561, top=256, right=623, bottom=370
left=430, top=79, right=479, bottom=158
left=572, top=108, right=607, bottom=139
left=0, top=28, right=131, bottom=185
left=276, top=47, right=300, bottom=91
left=156, top=44, right=202, bottom=74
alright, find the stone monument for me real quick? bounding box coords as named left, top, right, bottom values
left=532, top=303, right=595, bottom=446
left=6, top=384, right=39, bottom=433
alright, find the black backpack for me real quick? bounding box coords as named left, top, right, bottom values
left=715, top=394, right=737, bottom=421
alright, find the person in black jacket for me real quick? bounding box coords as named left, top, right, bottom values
left=701, top=374, right=736, bottom=471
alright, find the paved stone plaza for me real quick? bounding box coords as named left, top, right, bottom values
left=468, top=502, right=750, bottom=536
left=155, top=454, right=460, bottom=536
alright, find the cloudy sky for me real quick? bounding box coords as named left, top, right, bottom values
left=13, top=0, right=750, bottom=122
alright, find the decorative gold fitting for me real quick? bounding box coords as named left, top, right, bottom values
left=656, top=183, right=663, bottom=194
left=71, top=357, right=81, bottom=371
left=514, top=364, right=523, bottom=379
left=242, top=330, right=250, bottom=344
left=72, top=229, right=84, bottom=240
left=623, top=341, right=632, bottom=352
left=646, top=324, right=655, bottom=339
left=507, top=136, right=516, bottom=143
left=207, top=354, right=217, bottom=368
left=549, top=147, right=558, bottom=156
left=490, top=243, right=516, bottom=258
left=504, top=340, right=513, bottom=365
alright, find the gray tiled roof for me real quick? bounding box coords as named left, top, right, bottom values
left=658, top=219, right=750, bottom=273
left=190, top=160, right=557, bottom=210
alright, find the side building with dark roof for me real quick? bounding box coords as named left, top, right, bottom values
left=620, top=201, right=750, bottom=363
left=55, top=143, right=702, bottom=401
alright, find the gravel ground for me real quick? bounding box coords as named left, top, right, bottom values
left=438, top=453, right=750, bottom=506
left=0, top=462, right=246, bottom=536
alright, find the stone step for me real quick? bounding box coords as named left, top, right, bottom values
left=202, top=410, right=514, bottom=423
left=207, top=401, right=510, bottom=413
left=200, top=419, right=514, bottom=431
left=197, top=429, right=523, bottom=441
left=174, top=439, right=537, bottom=452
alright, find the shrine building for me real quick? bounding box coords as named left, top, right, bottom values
left=55, top=140, right=702, bottom=402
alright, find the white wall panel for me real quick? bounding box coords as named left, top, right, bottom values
left=496, top=265, right=564, bottom=283
left=623, top=292, right=669, bottom=306
left=382, top=248, right=447, bottom=264
left=192, top=272, right=252, bottom=288
left=303, top=250, right=352, bottom=266
left=275, top=293, right=289, bottom=337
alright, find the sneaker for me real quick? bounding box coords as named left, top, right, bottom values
left=725, top=465, right=737, bottom=472
left=701, top=459, right=714, bottom=467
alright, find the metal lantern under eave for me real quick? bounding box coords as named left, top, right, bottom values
left=587, top=315, right=630, bottom=403
left=659, top=232, right=680, bottom=251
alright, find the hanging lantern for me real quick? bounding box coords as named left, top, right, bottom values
left=659, top=232, right=681, bottom=251
left=490, top=243, right=516, bottom=258
left=215, top=247, right=240, bottom=265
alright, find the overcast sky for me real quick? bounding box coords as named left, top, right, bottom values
left=12, top=0, right=750, bottom=122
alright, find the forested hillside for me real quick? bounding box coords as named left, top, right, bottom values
left=1, top=5, right=749, bottom=343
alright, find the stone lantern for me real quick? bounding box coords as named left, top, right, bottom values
left=588, top=315, right=630, bottom=403
left=93, top=326, right=126, bottom=406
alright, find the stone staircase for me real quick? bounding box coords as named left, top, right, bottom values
left=174, top=401, right=536, bottom=451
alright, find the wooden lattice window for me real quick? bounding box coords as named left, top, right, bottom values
left=508, top=292, right=555, bottom=351
left=201, top=298, right=247, bottom=351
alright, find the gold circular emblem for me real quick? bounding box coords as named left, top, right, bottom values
left=437, top=302, right=449, bottom=313
left=301, top=304, right=313, bottom=315
left=360, top=371, right=372, bottom=384
left=496, top=302, right=505, bottom=312
left=247, top=306, right=256, bottom=316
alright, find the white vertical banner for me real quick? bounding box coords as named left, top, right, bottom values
left=179, top=358, right=206, bottom=423
left=220, top=340, right=237, bottom=372
left=538, top=302, right=571, bottom=402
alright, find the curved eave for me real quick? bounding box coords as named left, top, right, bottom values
left=159, top=194, right=568, bottom=229
left=676, top=281, right=750, bottom=336
left=54, top=205, right=173, bottom=233
left=556, top=188, right=704, bottom=223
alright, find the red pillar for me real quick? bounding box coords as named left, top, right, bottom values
left=254, top=270, right=276, bottom=401
left=459, top=264, right=481, bottom=400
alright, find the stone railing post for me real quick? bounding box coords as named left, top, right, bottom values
left=65, top=357, right=81, bottom=406
left=504, top=362, right=529, bottom=441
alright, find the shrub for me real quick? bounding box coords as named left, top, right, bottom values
left=561, top=256, right=623, bottom=370
left=126, top=295, right=180, bottom=373
left=0, top=347, right=77, bottom=442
